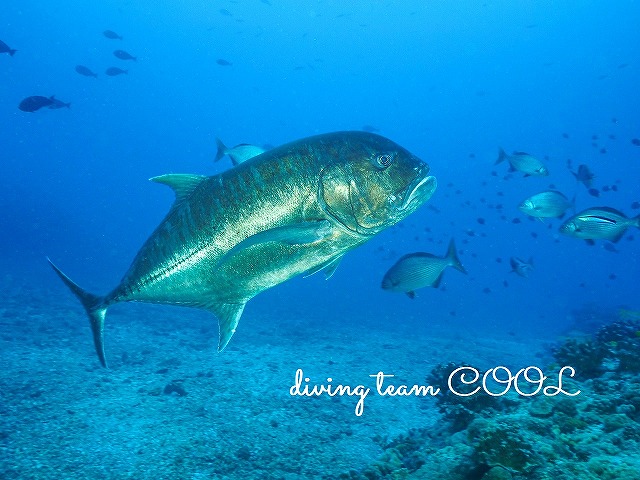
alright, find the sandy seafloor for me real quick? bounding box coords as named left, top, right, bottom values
left=2, top=272, right=638, bottom=479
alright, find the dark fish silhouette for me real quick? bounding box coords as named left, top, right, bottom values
left=114, top=49, right=136, bottom=61
left=105, top=67, right=128, bottom=76
left=0, top=39, right=17, bottom=56
left=216, top=58, right=232, bottom=66
left=571, top=164, right=595, bottom=188
left=75, top=65, right=98, bottom=78
left=510, top=257, right=534, bottom=277
left=103, top=30, right=123, bottom=40
left=48, top=132, right=437, bottom=366
left=18, top=95, right=55, bottom=112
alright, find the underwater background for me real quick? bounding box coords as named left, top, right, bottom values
left=1, top=1, right=639, bottom=479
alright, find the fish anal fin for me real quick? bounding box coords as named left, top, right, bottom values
left=149, top=174, right=207, bottom=203
left=432, top=272, right=444, bottom=289
left=208, top=302, right=246, bottom=352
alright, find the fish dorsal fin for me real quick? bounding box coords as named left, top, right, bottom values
left=207, top=302, right=246, bottom=352
left=593, top=206, right=626, bottom=218
left=150, top=174, right=207, bottom=203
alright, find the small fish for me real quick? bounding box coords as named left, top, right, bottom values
left=48, top=97, right=71, bottom=109
left=216, top=58, right=232, bottom=66
left=381, top=239, right=467, bottom=298
left=495, top=148, right=549, bottom=177
left=632, top=138, right=640, bottom=147
left=588, top=188, right=600, bottom=198
left=362, top=125, right=380, bottom=133
left=105, top=67, right=128, bottom=76
left=570, top=164, right=594, bottom=188
left=0, top=39, right=17, bottom=56
left=519, top=191, right=574, bottom=219
left=75, top=65, right=98, bottom=78
left=114, top=49, right=136, bottom=61
left=215, top=138, right=266, bottom=166
left=510, top=257, right=534, bottom=277
left=559, top=207, right=640, bottom=242
left=18, top=95, right=55, bottom=112
left=103, top=30, right=123, bottom=40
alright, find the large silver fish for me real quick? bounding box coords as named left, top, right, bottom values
left=49, top=131, right=436, bottom=366
left=496, top=148, right=549, bottom=177
left=559, top=207, right=640, bottom=242
left=519, top=190, right=573, bottom=219
left=381, top=239, right=466, bottom=298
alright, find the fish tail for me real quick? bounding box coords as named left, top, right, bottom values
left=9, top=49, right=17, bottom=56
left=495, top=147, right=507, bottom=165
left=446, top=239, right=467, bottom=274
left=215, top=137, right=228, bottom=162
left=47, top=258, right=109, bottom=368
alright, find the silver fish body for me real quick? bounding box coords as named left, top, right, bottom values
left=519, top=190, right=573, bottom=219
left=381, top=239, right=466, bottom=298
left=559, top=207, right=640, bottom=242
left=49, top=131, right=437, bottom=366
left=496, top=148, right=549, bottom=177
left=215, top=138, right=267, bottom=166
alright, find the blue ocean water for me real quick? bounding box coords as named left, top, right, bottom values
left=2, top=1, right=640, bottom=478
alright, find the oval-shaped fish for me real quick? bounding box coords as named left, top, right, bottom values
left=75, top=65, right=98, bottom=78
left=18, top=95, right=54, bottom=112
left=519, top=191, right=573, bottom=219
left=215, top=138, right=267, bottom=166
left=103, top=30, right=123, bottom=40
left=496, top=148, right=549, bottom=177
left=559, top=207, right=640, bottom=242
left=381, top=239, right=466, bottom=298
left=48, top=131, right=437, bottom=366
left=105, top=67, right=128, bottom=76
left=114, top=49, right=136, bottom=61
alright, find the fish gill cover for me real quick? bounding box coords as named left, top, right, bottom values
left=1, top=1, right=639, bottom=479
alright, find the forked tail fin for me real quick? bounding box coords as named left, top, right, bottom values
left=47, top=258, right=109, bottom=367
left=215, top=137, right=228, bottom=162
left=446, top=239, right=467, bottom=274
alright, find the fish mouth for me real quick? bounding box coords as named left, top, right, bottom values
left=397, top=169, right=437, bottom=212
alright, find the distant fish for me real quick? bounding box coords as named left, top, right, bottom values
left=216, top=58, right=232, bottom=66
left=632, top=138, right=640, bottom=147
left=510, top=256, right=534, bottom=277
left=495, top=148, right=549, bottom=177
left=48, top=96, right=71, bottom=109
left=362, top=124, right=380, bottom=133
left=105, top=67, right=128, bottom=76
left=519, top=191, right=574, bottom=219
left=18, top=95, right=55, bottom=112
left=0, top=39, right=17, bottom=56
left=103, top=30, right=123, bottom=40
left=588, top=188, right=600, bottom=198
left=571, top=164, right=595, bottom=188
left=381, top=239, right=467, bottom=298
left=75, top=65, right=98, bottom=78
left=215, top=138, right=266, bottom=166
left=114, top=49, right=136, bottom=61
left=559, top=207, right=640, bottom=242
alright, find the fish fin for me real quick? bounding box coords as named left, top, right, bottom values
left=9, top=49, right=17, bottom=56
left=47, top=258, right=109, bottom=367
left=208, top=302, right=246, bottom=352
left=218, top=221, right=333, bottom=268
left=611, top=231, right=625, bottom=243
left=215, top=138, right=228, bottom=162
left=406, top=291, right=416, bottom=299
left=432, top=272, right=444, bottom=289
left=303, top=254, right=343, bottom=279
left=446, top=238, right=467, bottom=274
left=495, top=148, right=507, bottom=165
left=149, top=174, right=207, bottom=203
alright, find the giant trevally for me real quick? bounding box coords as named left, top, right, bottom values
left=519, top=190, right=573, bottom=219
left=559, top=206, right=640, bottom=242
left=495, top=148, right=549, bottom=177
left=215, top=138, right=266, bottom=166
left=381, top=239, right=466, bottom=298
left=49, top=131, right=437, bottom=367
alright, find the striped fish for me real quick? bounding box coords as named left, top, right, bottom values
left=559, top=206, right=640, bottom=242
left=49, top=131, right=436, bottom=366
left=381, top=239, right=467, bottom=299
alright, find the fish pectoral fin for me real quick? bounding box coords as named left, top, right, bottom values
left=218, top=220, right=334, bottom=268
left=208, top=302, right=246, bottom=352
left=149, top=174, right=208, bottom=203
left=303, top=254, right=343, bottom=280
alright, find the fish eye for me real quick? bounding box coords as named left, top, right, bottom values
left=375, top=153, right=394, bottom=169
